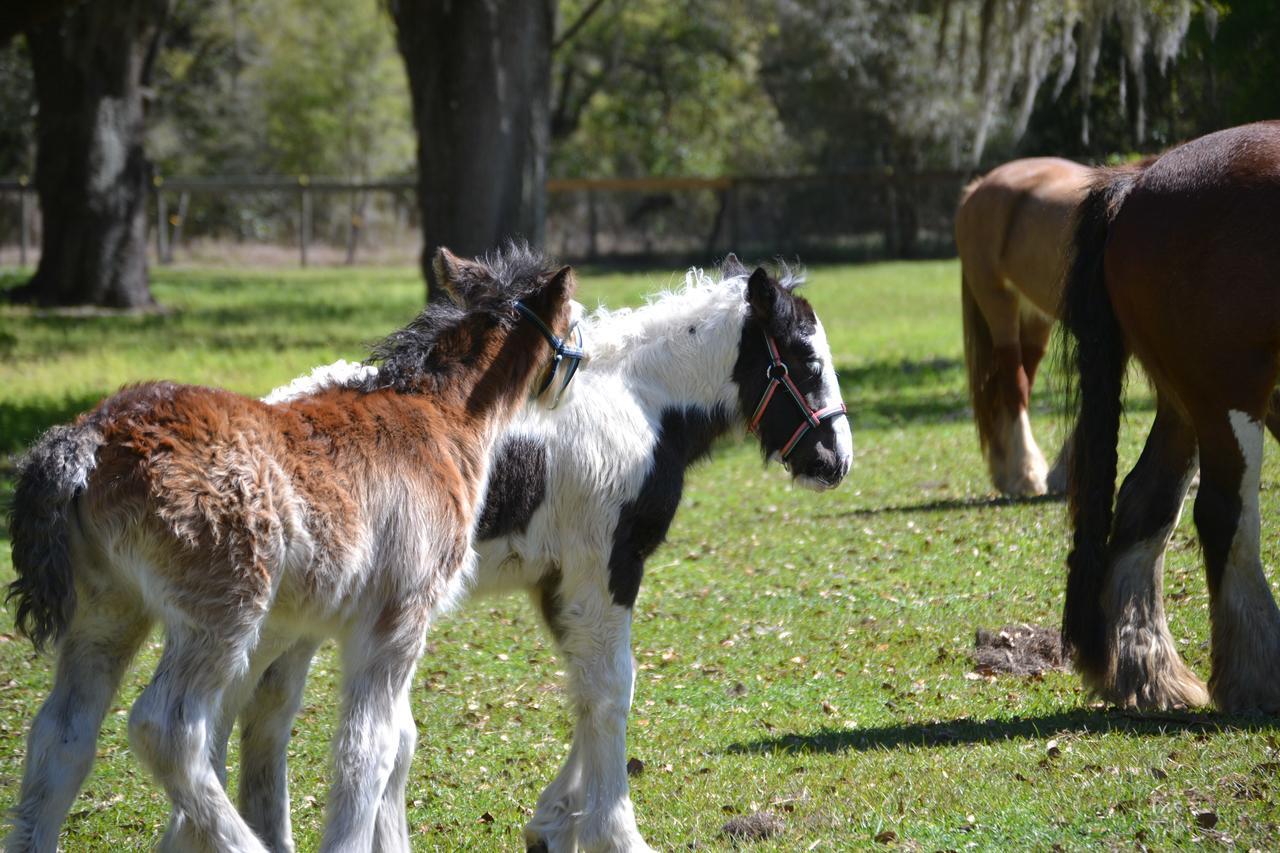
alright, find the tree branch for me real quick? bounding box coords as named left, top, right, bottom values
left=553, top=0, right=609, bottom=52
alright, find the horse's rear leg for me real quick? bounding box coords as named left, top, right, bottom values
left=1195, top=409, right=1280, bottom=713
left=159, top=633, right=310, bottom=853
left=967, top=272, right=1048, bottom=496
left=320, top=616, right=426, bottom=853
left=371, top=683, right=417, bottom=853
left=1018, top=311, right=1069, bottom=495
left=130, top=623, right=268, bottom=853
left=7, top=593, right=150, bottom=853
left=238, top=639, right=320, bottom=853
left=524, top=574, right=652, bottom=853
left=1095, top=401, right=1208, bottom=709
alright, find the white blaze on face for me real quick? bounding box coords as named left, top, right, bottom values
left=809, top=317, right=853, bottom=470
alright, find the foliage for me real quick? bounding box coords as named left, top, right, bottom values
left=1190, top=0, right=1280, bottom=128
left=0, top=40, right=34, bottom=177
left=250, top=0, right=412, bottom=179
left=760, top=0, right=1219, bottom=169
left=3, top=262, right=1279, bottom=848
left=550, top=0, right=799, bottom=178
left=0, top=0, right=1276, bottom=251
left=148, top=0, right=412, bottom=180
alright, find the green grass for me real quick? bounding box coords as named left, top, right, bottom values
left=1, top=261, right=1278, bottom=850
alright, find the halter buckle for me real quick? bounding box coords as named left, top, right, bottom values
left=766, top=362, right=788, bottom=381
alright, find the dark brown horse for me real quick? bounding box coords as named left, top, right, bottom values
left=1060, top=121, right=1280, bottom=713
left=957, top=157, right=1092, bottom=496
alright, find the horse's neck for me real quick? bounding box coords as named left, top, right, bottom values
left=441, top=339, right=546, bottom=428
left=586, top=285, right=747, bottom=422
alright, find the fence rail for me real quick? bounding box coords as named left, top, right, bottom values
left=0, top=170, right=974, bottom=268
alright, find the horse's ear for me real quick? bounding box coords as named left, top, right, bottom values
left=544, top=264, right=577, bottom=301
left=432, top=247, right=487, bottom=304
left=745, top=266, right=779, bottom=321
left=722, top=253, right=749, bottom=279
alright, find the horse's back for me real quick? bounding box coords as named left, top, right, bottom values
left=957, top=156, right=1092, bottom=315
left=1106, top=122, right=1280, bottom=405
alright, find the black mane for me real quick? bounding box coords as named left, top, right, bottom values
left=357, top=244, right=558, bottom=393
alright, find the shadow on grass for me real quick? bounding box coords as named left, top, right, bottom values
left=838, top=358, right=964, bottom=392
left=820, top=492, right=1065, bottom=518
left=726, top=708, right=1280, bottom=755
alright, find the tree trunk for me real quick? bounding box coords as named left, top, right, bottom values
left=390, top=0, right=555, bottom=298
left=9, top=0, right=167, bottom=309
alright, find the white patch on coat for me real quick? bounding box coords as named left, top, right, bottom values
left=991, top=407, right=1049, bottom=497
left=1209, top=411, right=1280, bottom=712
left=261, top=359, right=377, bottom=404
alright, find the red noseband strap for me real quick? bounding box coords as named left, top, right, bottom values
left=746, top=332, right=847, bottom=460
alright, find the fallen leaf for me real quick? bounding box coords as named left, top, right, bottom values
left=1193, top=810, right=1218, bottom=829
left=478, top=812, right=494, bottom=824
left=874, top=829, right=898, bottom=843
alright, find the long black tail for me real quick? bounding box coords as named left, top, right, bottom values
left=6, top=421, right=103, bottom=651
left=1056, top=167, right=1143, bottom=678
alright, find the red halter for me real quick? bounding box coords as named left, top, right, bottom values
left=747, top=332, right=848, bottom=460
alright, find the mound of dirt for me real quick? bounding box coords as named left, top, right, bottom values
left=972, top=623, right=1069, bottom=676
left=722, top=811, right=785, bottom=843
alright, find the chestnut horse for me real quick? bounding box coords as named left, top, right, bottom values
left=5, top=247, right=577, bottom=852
left=957, top=157, right=1092, bottom=496
left=1060, top=121, right=1280, bottom=713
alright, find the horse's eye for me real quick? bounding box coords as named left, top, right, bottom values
left=806, top=359, right=823, bottom=374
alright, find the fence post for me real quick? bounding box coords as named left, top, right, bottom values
left=726, top=180, right=739, bottom=251
left=346, top=188, right=364, bottom=265
left=169, top=191, right=189, bottom=262
left=883, top=167, right=899, bottom=257
left=18, top=175, right=30, bottom=267
left=587, top=189, right=598, bottom=260
left=155, top=176, right=169, bottom=265
left=298, top=175, right=311, bottom=267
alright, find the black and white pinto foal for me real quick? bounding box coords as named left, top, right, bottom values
left=241, top=259, right=852, bottom=852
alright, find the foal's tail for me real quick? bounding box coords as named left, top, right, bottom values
left=960, top=270, right=999, bottom=456
left=1056, top=167, right=1143, bottom=679
left=6, top=421, right=104, bottom=651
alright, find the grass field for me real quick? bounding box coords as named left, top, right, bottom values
left=1, top=261, right=1278, bottom=851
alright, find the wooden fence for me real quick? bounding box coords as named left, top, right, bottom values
left=0, top=169, right=973, bottom=267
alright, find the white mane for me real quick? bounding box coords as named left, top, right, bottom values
left=579, top=267, right=749, bottom=373
left=261, top=359, right=377, bottom=404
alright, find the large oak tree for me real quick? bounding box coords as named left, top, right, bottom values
left=389, top=0, right=556, bottom=297
left=8, top=0, right=168, bottom=308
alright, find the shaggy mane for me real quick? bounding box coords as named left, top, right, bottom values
left=580, top=258, right=805, bottom=368
left=358, top=244, right=558, bottom=394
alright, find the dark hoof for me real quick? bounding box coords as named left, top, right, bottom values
left=527, top=842, right=549, bottom=853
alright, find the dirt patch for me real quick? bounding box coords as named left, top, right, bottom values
left=972, top=623, right=1069, bottom=676
left=722, top=811, right=784, bottom=843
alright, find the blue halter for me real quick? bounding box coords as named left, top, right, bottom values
left=514, top=301, right=586, bottom=409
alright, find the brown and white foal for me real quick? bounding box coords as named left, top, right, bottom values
left=5, top=247, right=577, bottom=852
